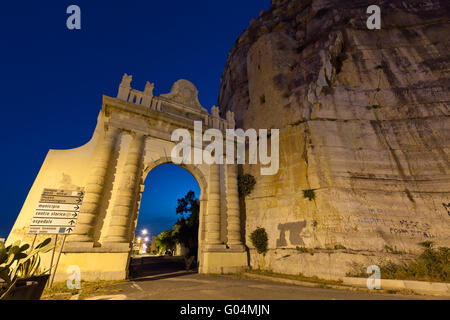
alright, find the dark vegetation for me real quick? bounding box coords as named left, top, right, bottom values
left=238, top=174, right=256, bottom=197
left=250, top=227, right=268, bottom=254
left=153, top=190, right=199, bottom=259
left=303, top=189, right=316, bottom=201
left=348, top=242, right=450, bottom=283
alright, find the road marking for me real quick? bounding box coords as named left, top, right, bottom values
left=164, top=278, right=213, bottom=284
left=131, top=282, right=144, bottom=291
left=132, top=270, right=193, bottom=280
left=248, top=284, right=276, bottom=289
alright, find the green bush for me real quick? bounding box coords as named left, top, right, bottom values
left=303, top=189, right=315, bottom=201
left=347, top=242, right=450, bottom=282
left=250, top=227, right=268, bottom=254
left=238, top=174, right=256, bottom=197
left=419, top=241, right=434, bottom=249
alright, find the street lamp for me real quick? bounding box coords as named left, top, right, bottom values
left=138, top=229, right=150, bottom=256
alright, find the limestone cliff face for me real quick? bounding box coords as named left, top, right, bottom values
left=218, top=0, right=450, bottom=278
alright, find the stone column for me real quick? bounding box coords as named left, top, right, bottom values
left=104, top=132, right=146, bottom=243
left=204, top=163, right=224, bottom=250
left=197, top=191, right=207, bottom=265
left=226, top=164, right=244, bottom=250
left=127, top=183, right=145, bottom=242
left=68, top=126, right=121, bottom=243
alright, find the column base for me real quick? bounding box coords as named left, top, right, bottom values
left=64, top=241, right=95, bottom=252
left=66, top=234, right=94, bottom=243
left=204, top=243, right=227, bottom=252
left=101, top=242, right=131, bottom=252
left=52, top=252, right=130, bottom=282
left=199, top=250, right=248, bottom=274
left=228, top=243, right=246, bottom=252
left=64, top=242, right=130, bottom=253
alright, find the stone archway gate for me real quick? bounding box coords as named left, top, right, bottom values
left=6, top=74, right=247, bottom=281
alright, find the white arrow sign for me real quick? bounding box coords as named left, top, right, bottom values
left=35, top=203, right=81, bottom=212
left=31, top=218, right=77, bottom=227
left=33, top=210, right=79, bottom=218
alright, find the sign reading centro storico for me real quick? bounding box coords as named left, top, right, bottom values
left=28, top=189, right=84, bottom=235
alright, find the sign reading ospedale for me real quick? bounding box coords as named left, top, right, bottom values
left=29, top=188, right=84, bottom=235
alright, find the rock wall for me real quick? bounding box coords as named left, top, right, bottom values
left=218, top=0, right=450, bottom=278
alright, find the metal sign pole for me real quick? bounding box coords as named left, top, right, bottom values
left=49, top=234, right=67, bottom=288
left=47, top=234, right=58, bottom=288
left=28, top=234, right=37, bottom=254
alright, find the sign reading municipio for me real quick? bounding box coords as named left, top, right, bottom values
left=29, top=188, right=84, bottom=235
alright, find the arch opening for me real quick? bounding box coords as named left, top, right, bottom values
left=129, top=163, right=203, bottom=277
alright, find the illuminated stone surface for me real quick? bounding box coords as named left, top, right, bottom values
left=218, top=0, right=450, bottom=279
left=7, top=76, right=246, bottom=281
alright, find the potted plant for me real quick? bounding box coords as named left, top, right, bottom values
left=0, top=238, right=54, bottom=300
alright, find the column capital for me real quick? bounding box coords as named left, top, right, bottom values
left=126, top=130, right=150, bottom=141
left=104, top=124, right=122, bottom=135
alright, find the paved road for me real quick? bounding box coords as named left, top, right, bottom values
left=129, top=255, right=189, bottom=278
left=101, top=256, right=446, bottom=300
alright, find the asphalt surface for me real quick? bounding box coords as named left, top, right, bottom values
left=129, top=255, right=189, bottom=278
left=89, top=256, right=447, bottom=300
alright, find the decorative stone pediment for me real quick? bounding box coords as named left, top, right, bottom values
left=114, top=74, right=233, bottom=130
left=160, top=79, right=207, bottom=112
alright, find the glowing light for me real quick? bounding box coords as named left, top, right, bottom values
left=141, top=229, right=148, bottom=235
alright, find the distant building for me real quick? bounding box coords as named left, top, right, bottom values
left=150, top=236, right=157, bottom=253
left=132, top=237, right=144, bottom=254
left=175, top=243, right=189, bottom=256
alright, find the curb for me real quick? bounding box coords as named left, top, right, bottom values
left=242, top=272, right=355, bottom=292
left=343, top=277, right=450, bottom=297
left=242, top=273, right=450, bottom=297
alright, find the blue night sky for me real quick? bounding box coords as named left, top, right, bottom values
left=0, top=1, right=270, bottom=238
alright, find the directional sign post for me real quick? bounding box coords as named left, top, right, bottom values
left=28, top=188, right=84, bottom=288
left=29, top=189, right=84, bottom=235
